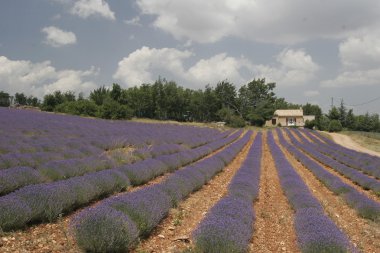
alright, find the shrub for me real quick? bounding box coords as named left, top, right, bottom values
left=193, top=196, right=254, bottom=253
left=304, top=119, right=315, bottom=129
left=0, top=196, right=32, bottom=231
left=104, top=185, right=171, bottom=237
left=71, top=206, right=139, bottom=253
left=328, top=120, right=342, bottom=132
left=227, top=115, right=246, bottom=128
left=0, top=166, right=45, bottom=195
left=295, top=208, right=350, bottom=253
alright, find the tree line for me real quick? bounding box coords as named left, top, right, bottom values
left=0, top=78, right=379, bottom=131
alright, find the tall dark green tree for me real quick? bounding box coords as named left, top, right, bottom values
left=90, top=86, right=110, bottom=106
left=238, top=78, right=276, bottom=126
left=338, top=99, right=347, bottom=127
left=15, top=93, right=27, bottom=105
left=328, top=106, right=340, bottom=120
left=0, top=91, right=10, bottom=107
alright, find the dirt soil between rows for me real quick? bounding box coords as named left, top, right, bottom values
left=328, top=132, right=380, bottom=157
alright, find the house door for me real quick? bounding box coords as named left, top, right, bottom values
left=287, top=117, right=296, bottom=126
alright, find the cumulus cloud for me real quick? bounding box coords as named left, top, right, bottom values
left=137, top=0, right=380, bottom=44
left=321, top=69, right=380, bottom=88
left=70, top=0, right=115, bottom=20
left=41, top=26, right=77, bottom=47
left=113, top=47, right=192, bottom=86
left=0, top=56, right=98, bottom=97
left=322, top=29, right=380, bottom=88
left=255, top=49, right=319, bottom=86
left=113, top=47, right=253, bottom=88
left=113, top=47, right=317, bottom=89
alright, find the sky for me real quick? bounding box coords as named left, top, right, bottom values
left=1, top=0, right=380, bottom=114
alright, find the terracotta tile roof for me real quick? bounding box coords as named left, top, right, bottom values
left=274, top=109, right=303, bottom=117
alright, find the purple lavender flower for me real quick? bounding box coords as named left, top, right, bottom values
left=71, top=205, right=139, bottom=252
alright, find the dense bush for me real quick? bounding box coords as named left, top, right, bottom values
left=304, top=119, right=315, bottom=129
left=71, top=206, right=139, bottom=253
left=328, top=120, right=342, bottom=132
left=228, top=115, right=246, bottom=128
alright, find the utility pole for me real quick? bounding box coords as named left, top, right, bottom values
left=331, top=97, right=334, bottom=109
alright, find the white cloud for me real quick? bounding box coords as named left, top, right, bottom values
left=255, top=49, right=319, bottom=86
left=137, top=0, right=380, bottom=44
left=339, top=30, right=380, bottom=69
left=70, top=0, right=115, bottom=20
left=304, top=90, right=320, bottom=97
left=113, top=47, right=252, bottom=88
left=113, top=47, right=317, bottom=89
left=322, top=29, right=380, bottom=88
left=124, top=16, right=142, bottom=26
left=187, top=53, right=251, bottom=85
left=113, top=47, right=192, bottom=86
left=41, top=26, right=77, bottom=47
left=0, top=56, right=98, bottom=97
left=321, top=69, right=380, bottom=88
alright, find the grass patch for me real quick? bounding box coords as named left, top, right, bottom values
left=341, top=131, right=380, bottom=153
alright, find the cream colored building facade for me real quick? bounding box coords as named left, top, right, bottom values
left=266, top=109, right=315, bottom=127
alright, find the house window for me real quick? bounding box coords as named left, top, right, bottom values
left=272, top=118, right=276, bottom=125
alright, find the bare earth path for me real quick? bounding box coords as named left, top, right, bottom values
left=275, top=130, right=380, bottom=253
left=133, top=133, right=256, bottom=253
left=328, top=132, right=380, bottom=157
left=250, top=132, right=300, bottom=253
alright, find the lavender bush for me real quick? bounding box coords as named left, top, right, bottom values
left=286, top=129, right=380, bottom=196
left=71, top=131, right=251, bottom=252
left=193, top=133, right=262, bottom=253
left=278, top=129, right=380, bottom=222
left=0, top=166, right=45, bottom=195
left=71, top=206, right=139, bottom=253
left=267, top=131, right=353, bottom=253
left=193, top=196, right=255, bottom=253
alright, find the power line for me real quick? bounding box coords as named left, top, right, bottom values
left=346, top=96, right=380, bottom=107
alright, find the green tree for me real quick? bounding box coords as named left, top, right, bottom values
left=346, top=109, right=355, bottom=130
left=328, top=106, right=340, bottom=120
left=90, top=86, right=110, bottom=106
left=328, top=119, right=343, bottom=132
left=318, top=115, right=330, bottom=131
left=338, top=99, right=347, bottom=127
left=238, top=78, right=276, bottom=126
left=26, top=95, right=39, bottom=107
left=15, top=93, right=27, bottom=105
left=110, top=83, right=122, bottom=102
left=215, top=80, right=240, bottom=115
left=0, top=91, right=10, bottom=107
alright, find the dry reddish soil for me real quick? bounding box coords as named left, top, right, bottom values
left=285, top=130, right=380, bottom=202
left=275, top=130, right=380, bottom=253
left=249, top=132, right=300, bottom=253
left=0, top=132, right=246, bottom=253
left=133, top=133, right=256, bottom=253
left=1, top=130, right=379, bottom=253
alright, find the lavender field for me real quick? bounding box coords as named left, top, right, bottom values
left=0, top=108, right=379, bottom=253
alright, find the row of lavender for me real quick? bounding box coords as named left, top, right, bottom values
left=0, top=142, right=204, bottom=196
left=267, top=132, right=355, bottom=252
left=193, top=133, right=262, bottom=253
left=0, top=107, right=225, bottom=169
left=287, top=129, right=380, bottom=196
left=70, top=132, right=252, bottom=252
left=0, top=108, right=224, bottom=154
left=278, top=129, right=380, bottom=222
left=300, top=129, right=380, bottom=179
left=0, top=129, right=242, bottom=231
